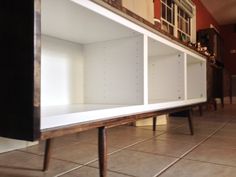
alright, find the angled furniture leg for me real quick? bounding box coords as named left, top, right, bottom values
left=153, top=116, right=157, bottom=131
left=187, top=110, right=194, bottom=135
left=43, top=139, right=52, bottom=171
left=98, top=127, right=107, bottom=177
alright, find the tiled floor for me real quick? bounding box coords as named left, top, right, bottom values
left=0, top=104, right=236, bottom=177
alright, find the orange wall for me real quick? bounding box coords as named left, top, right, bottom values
left=154, top=0, right=219, bottom=31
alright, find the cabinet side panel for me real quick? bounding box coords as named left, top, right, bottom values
left=0, top=1, right=39, bottom=141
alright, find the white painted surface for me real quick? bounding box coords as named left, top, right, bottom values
left=40, top=0, right=207, bottom=130
left=41, top=98, right=206, bottom=130
left=42, top=0, right=139, bottom=44
left=41, top=35, right=84, bottom=106
left=187, top=55, right=207, bottom=99
left=84, top=35, right=144, bottom=105
left=148, top=54, right=185, bottom=103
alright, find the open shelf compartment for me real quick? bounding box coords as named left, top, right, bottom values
left=148, top=37, right=185, bottom=104
left=187, top=54, right=207, bottom=100
left=41, top=0, right=145, bottom=128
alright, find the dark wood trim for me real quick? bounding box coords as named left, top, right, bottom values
left=33, top=0, right=41, bottom=140
left=230, top=75, right=233, bottom=104
left=98, top=127, right=107, bottom=177
left=187, top=110, right=194, bottom=135
left=199, top=105, right=203, bottom=116
left=43, top=139, right=52, bottom=171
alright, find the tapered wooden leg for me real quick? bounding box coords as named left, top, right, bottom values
left=199, top=105, right=203, bottom=116
left=153, top=116, right=157, bottom=131
left=187, top=110, right=194, bottom=135
left=221, top=97, right=224, bottom=108
left=43, top=139, right=52, bottom=171
left=213, top=100, right=217, bottom=111
left=98, top=127, right=107, bottom=177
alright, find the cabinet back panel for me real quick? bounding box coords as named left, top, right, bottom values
left=187, top=56, right=206, bottom=99
left=84, top=35, right=144, bottom=105
left=41, top=35, right=84, bottom=106
left=148, top=54, right=185, bottom=103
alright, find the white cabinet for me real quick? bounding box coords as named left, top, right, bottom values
left=40, top=0, right=206, bottom=130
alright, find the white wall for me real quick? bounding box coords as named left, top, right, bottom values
left=84, top=35, right=144, bottom=105
left=148, top=53, right=185, bottom=103
left=41, top=35, right=84, bottom=106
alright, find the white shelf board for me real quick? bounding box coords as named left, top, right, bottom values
left=41, top=98, right=206, bottom=130
left=42, top=104, right=127, bottom=117
left=149, top=98, right=183, bottom=104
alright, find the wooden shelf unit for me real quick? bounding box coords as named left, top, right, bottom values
left=1, top=0, right=207, bottom=141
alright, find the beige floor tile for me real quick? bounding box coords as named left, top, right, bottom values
left=21, top=133, right=93, bottom=155
left=160, top=159, right=236, bottom=177
left=51, top=142, right=116, bottom=165
left=213, top=129, right=236, bottom=138
left=192, top=121, right=224, bottom=129
left=185, top=145, right=236, bottom=166
left=108, top=125, right=162, bottom=139
left=166, top=126, right=216, bottom=136
left=61, top=166, right=132, bottom=177
left=128, top=138, right=196, bottom=157
left=157, top=133, right=206, bottom=144
left=201, top=136, right=236, bottom=149
left=0, top=151, right=79, bottom=177
left=90, top=150, right=177, bottom=177
left=223, top=122, right=236, bottom=130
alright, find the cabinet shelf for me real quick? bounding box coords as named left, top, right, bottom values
left=1, top=0, right=207, bottom=141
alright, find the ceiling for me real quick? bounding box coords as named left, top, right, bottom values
left=200, top=0, right=236, bottom=25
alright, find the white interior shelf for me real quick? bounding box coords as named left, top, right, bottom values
left=40, top=0, right=207, bottom=130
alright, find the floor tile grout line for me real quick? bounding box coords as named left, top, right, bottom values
left=85, top=165, right=137, bottom=177
left=183, top=158, right=236, bottom=169
left=55, top=164, right=84, bottom=177
left=107, top=131, right=169, bottom=156
left=55, top=125, right=176, bottom=176
left=152, top=119, right=231, bottom=177
left=55, top=157, right=102, bottom=176
left=126, top=148, right=188, bottom=159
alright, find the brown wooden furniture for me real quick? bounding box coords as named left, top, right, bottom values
left=197, top=28, right=224, bottom=110
left=230, top=75, right=236, bottom=104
